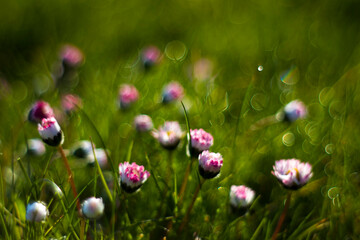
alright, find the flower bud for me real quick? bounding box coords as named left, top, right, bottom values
left=60, top=44, right=84, bottom=68
left=72, top=140, right=95, bottom=158
left=28, top=101, right=54, bottom=124
left=81, top=197, right=104, bottom=220
left=162, top=81, right=184, bottom=104
left=26, top=138, right=46, bottom=156
left=229, top=185, right=255, bottom=215
left=61, top=94, right=82, bottom=114
left=198, top=151, right=223, bottom=179
left=190, top=129, right=213, bottom=157
left=283, top=100, right=307, bottom=122
left=141, top=46, right=161, bottom=70
left=26, top=201, right=49, bottom=222
left=119, top=162, right=150, bottom=193
left=38, top=117, right=64, bottom=147
left=118, top=84, right=139, bottom=109
left=134, top=114, right=153, bottom=132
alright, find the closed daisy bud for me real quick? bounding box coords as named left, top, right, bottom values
left=81, top=197, right=104, bottom=220
left=26, top=201, right=49, bottom=222
left=198, top=151, right=223, bottom=179
left=119, top=162, right=150, bottom=193
left=229, top=185, right=255, bottom=215
left=134, top=114, right=153, bottom=132
left=87, top=148, right=108, bottom=169
left=283, top=100, right=307, bottom=122
left=162, top=81, right=184, bottom=104
left=28, top=101, right=54, bottom=124
left=190, top=129, right=214, bottom=157
left=141, top=46, right=161, bottom=70
left=118, top=84, right=139, bottom=109
left=72, top=140, right=95, bottom=158
left=61, top=94, right=82, bottom=114
left=26, top=138, right=46, bottom=156
left=152, top=121, right=184, bottom=150
left=272, top=159, right=313, bottom=190
left=60, top=44, right=84, bottom=68
left=38, top=117, right=64, bottom=147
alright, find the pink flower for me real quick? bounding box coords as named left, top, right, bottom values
left=28, top=101, right=54, bottom=124
left=118, top=84, right=139, bottom=109
left=229, top=185, right=255, bottom=209
left=60, top=44, right=84, bottom=67
left=81, top=197, right=104, bottom=220
left=162, top=81, right=184, bottom=103
left=141, top=46, right=161, bottom=69
left=134, top=114, right=153, bottom=132
left=198, top=150, right=223, bottom=179
left=119, top=162, right=150, bottom=193
left=61, top=94, right=82, bottom=114
left=38, top=117, right=63, bottom=147
left=190, top=129, right=214, bottom=157
left=272, top=159, right=313, bottom=190
left=283, top=100, right=307, bottom=122
left=152, top=121, right=184, bottom=150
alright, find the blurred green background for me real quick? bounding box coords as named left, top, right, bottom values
left=1, top=0, right=360, bottom=239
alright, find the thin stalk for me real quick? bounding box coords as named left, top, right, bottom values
left=178, top=179, right=204, bottom=233
left=271, top=192, right=292, bottom=240
left=80, top=219, right=85, bottom=240
left=58, top=146, right=81, bottom=212
left=178, top=158, right=193, bottom=206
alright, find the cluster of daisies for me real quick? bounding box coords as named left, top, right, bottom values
left=24, top=44, right=312, bottom=225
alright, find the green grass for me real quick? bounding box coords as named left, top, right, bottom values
left=1, top=0, right=360, bottom=239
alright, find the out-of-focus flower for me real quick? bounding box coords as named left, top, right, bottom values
left=283, top=100, right=307, bottom=122
left=198, top=150, right=223, bottom=179
left=190, top=129, right=213, bottom=157
left=26, top=201, right=49, bottom=222
left=141, top=46, right=161, bottom=69
left=26, top=138, right=46, bottom=156
left=162, top=81, right=184, bottom=104
left=152, top=121, right=184, bottom=150
left=72, top=140, right=95, bottom=158
left=193, top=58, right=213, bottom=81
left=38, top=117, right=63, bottom=147
left=119, top=162, right=150, bottom=193
left=59, top=44, right=84, bottom=68
left=118, top=84, right=139, bottom=109
left=40, top=179, right=64, bottom=202
left=229, top=185, right=255, bottom=210
left=81, top=197, right=104, bottom=220
left=61, top=94, right=82, bottom=114
left=87, top=148, right=108, bottom=169
left=28, top=101, right=54, bottom=124
left=134, top=114, right=153, bottom=132
left=272, top=159, right=313, bottom=190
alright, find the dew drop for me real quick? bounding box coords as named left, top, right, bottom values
left=257, top=65, right=263, bottom=71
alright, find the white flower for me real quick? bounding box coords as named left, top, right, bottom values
left=26, top=201, right=49, bottom=222
left=81, top=197, right=104, bottom=220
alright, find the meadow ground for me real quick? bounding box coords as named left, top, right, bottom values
left=1, top=0, right=360, bottom=239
